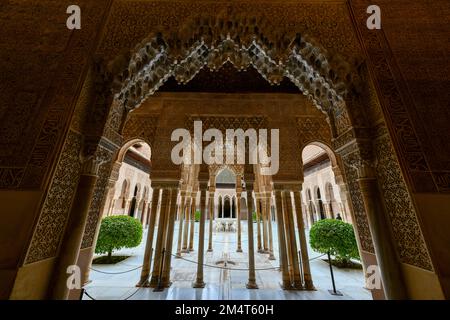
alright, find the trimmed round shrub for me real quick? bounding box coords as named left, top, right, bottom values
left=309, top=219, right=360, bottom=265
left=95, top=215, right=143, bottom=259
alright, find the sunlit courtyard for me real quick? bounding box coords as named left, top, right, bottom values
left=85, top=223, right=370, bottom=300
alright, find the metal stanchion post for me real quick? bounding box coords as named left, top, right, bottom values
left=79, top=288, right=85, bottom=300
left=327, top=250, right=343, bottom=296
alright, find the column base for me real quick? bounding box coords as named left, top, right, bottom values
left=175, top=254, right=181, bottom=259
left=83, top=279, right=92, bottom=286
left=304, top=280, right=316, bottom=291
left=159, top=281, right=172, bottom=289
left=268, top=253, right=276, bottom=260
left=151, top=278, right=172, bottom=291
left=153, top=287, right=164, bottom=292
left=292, top=281, right=303, bottom=290
left=136, top=278, right=149, bottom=287
left=257, top=249, right=265, bottom=253
left=279, top=282, right=293, bottom=290
left=237, top=248, right=243, bottom=253
left=192, top=281, right=205, bottom=288
left=246, top=282, right=259, bottom=289
left=148, top=276, right=161, bottom=288
left=207, top=248, right=213, bottom=253
left=181, top=249, right=189, bottom=253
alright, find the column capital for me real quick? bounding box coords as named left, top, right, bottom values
left=199, top=180, right=208, bottom=191
left=80, top=145, right=112, bottom=175
left=273, top=181, right=302, bottom=192
left=80, top=157, right=104, bottom=175
left=261, top=190, right=271, bottom=198
left=179, top=190, right=189, bottom=197
left=352, top=160, right=376, bottom=179
left=152, top=180, right=180, bottom=190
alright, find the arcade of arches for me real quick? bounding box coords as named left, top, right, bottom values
left=1, top=0, right=449, bottom=301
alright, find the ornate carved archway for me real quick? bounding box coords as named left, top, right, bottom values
left=104, top=10, right=358, bottom=121
left=56, top=8, right=430, bottom=301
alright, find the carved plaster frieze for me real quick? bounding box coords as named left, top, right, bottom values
left=295, top=116, right=332, bottom=149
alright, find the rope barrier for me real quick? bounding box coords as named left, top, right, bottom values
left=89, top=265, right=142, bottom=275
left=83, top=290, right=96, bottom=300
left=88, top=253, right=325, bottom=275
left=83, top=287, right=142, bottom=300
left=171, top=253, right=281, bottom=271
left=88, top=251, right=325, bottom=276
left=309, top=253, right=327, bottom=261
left=83, top=252, right=328, bottom=299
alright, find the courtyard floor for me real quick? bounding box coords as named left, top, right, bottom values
left=84, top=222, right=371, bottom=300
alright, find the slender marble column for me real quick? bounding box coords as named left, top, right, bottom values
left=161, top=187, right=179, bottom=287
left=293, top=190, right=315, bottom=290
left=193, top=185, right=207, bottom=288
left=50, top=158, right=101, bottom=299
left=282, top=191, right=294, bottom=285
left=141, top=202, right=149, bottom=226
left=256, top=196, right=263, bottom=253
left=246, top=185, right=258, bottom=289
left=137, top=189, right=160, bottom=286
left=107, top=197, right=115, bottom=216
left=333, top=165, right=352, bottom=223
left=207, top=188, right=215, bottom=252
left=261, top=197, right=268, bottom=252
left=236, top=193, right=243, bottom=252
left=182, top=196, right=191, bottom=253
left=124, top=199, right=131, bottom=215
left=274, top=189, right=290, bottom=289
left=284, top=190, right=302, bottom=289
left=189, top=194, right=196, bottom=252
left=176, top=194, right=186, bottom=258
left=266, top=196, right=275, bottom=260
left=303, top=203, right=311, bottom=229
left=357, top=164, right=407, bottom=300
left=149, top=188, right=170, bottom=287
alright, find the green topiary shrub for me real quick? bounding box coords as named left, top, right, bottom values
left=95, top=215, right=143, bottom=262
left=309, top=219, right=360, bottom=266
left=194, top=210, right=201, bottom=222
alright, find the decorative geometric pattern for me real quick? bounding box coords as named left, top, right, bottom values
left=0, top=0, right=108, bottom=190
left=122, top=114, right=160, bottom=146
left=186, top=115, right=268, bottom=133
left=349, top=1, right=438, bottom=193
left=296, top=116, right=332, bottom=149
left=374, top=131, right=432, bottom=270
left=25, top=130, right=82, bottom=264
